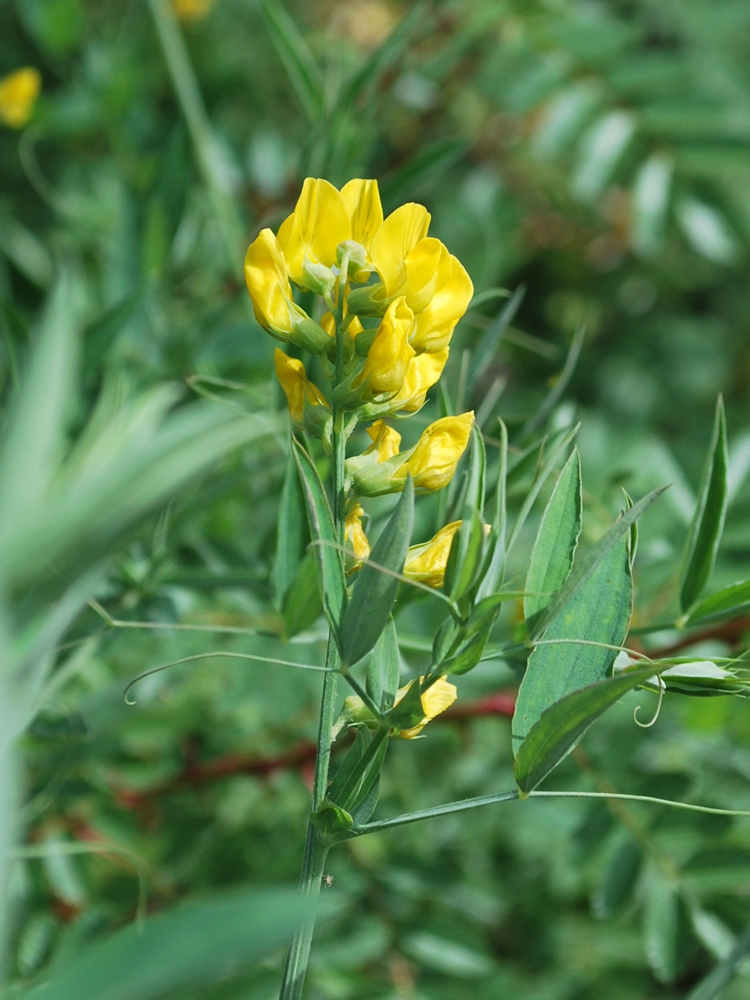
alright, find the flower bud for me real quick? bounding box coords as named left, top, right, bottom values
left=336, top=240, right=369, bottom=279
left=344, top=503, right=370, bottom=571
left=396, top=412, right=474, bottom=492
left=302, top=256, right=336, bottom=299
left=403, top=521, right=462, bottom=588
left=355, top=297, right=416, bottom=398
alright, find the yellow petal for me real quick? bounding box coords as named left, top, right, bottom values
left=370, top=203, right=431, bottom=295
left=278, top=178, right=351, bottom=285
left=274, top=349, right=307, bottom=423
left=172, top=0, right=216, bottom=19
left=0, top=67, right=41, bottom=129
left=365, top=420, right=402, bottom=462
left=403, top=520, right=462, bottom=588
left=245, top=229, right=295, bottom=334
left=321, top=311, right=363, bottom=339
left=345, top=503, right=371, bottom=564
left=411, top=254, right=474, bottom=353
left=356, top=296, right=416, bottom=396
left=391, top=348, right=449, bottom=412
left=398, top=412, right=474, bottom=491
left=394, top=675, right=457, bottom=738
left=340, top=179, right=383, bottom=250
left=402, top=238, right=448, bottom=313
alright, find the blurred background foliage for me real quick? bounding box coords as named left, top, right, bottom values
left=2, top=0, right=750, bottom=997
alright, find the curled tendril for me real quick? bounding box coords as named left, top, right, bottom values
left=123, top=651, right=333, bottom=705
left=633, top=675, right=665, bottom=729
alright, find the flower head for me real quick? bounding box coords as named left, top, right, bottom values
left=0, top=68, right=41, bottom=129
left=397, top=412, right=474, bottom=492
left=403, top=520, right=462, bottom=588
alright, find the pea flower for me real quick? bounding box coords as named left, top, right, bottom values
left=344, top=503, right=370, bottom=570
left=396, top=412, right=475, bottom=492
left=355, top=297, right=416, bottom=397
left=274, top=349, right=328, bottom=428
left=0, top=68, right=41, bottom=129
left=392, top=676, right=457, bottom=739
left=411, top=253, right=474, bottom=354
left=365, top=420, right=402, bottom=462
left=388, top=348, right=450, bottom=413
left=244, top=230, right=329, bottom=354
left=403, top=521, right=462, bottom=588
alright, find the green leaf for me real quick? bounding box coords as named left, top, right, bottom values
left=340, top=478, right=414, bottom=668
left=513, top=663, right=671, bottom=793
left=444, top=510, right=487, bottom=604
left=476, top=418, right=508, bottom=600
left=686, top=923, right=750, bottom=1000
left=528, top=485, right=667, bottom=643
left=281, top=550, right=323, bottom=639
left=679, top=397, right=729, bottom=614
left=292, top=438, right=346, bottom=633
left=380, top=139, right=468, bottom=207
left=524, top=449, right=582, bottom=629
left=572, top=110, right=636, bottom=202
left=469, top=286, right=525, bottom=391
left=644, top=870, right=692, bottom=984
left=20, top=887, right=317, bottom=1000
left=592, top=835, right=642, bottom=920
left=366, top=618, right=400, bottom=712
left=688, top=577, right=750, bottom=624
left=274, top=447, right=308, bottom=609
left=513, top=517, right=632, bottom=757
left=519, top=324, right=585, bottom=443
left=631, top=153, right=673, bottom=259
left=260, top=0, right=324, bottom=123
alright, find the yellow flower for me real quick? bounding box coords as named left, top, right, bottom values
left=321, top=311, right=364, bottom=340
left=403, top=521, right=462, bottom=588
left=365, top=420, right=402, bottom=462
left=340, top=179, right=383, bottom=253
left=393, top=676, right=457, bottom=739
left=356, top=296, right=416, bottom=397
left=345, top=503, right=371, bottom=566
left=274, top=349, right=327, bottom=424
left=245, top=230, right=328, bottom=353
left=411, top=253, right=474, bottom=353
left=397, top=412, right=474, bottom=491
left=277, top=178, right=351, bottom=286
left=172, top=0, right=216, bottom=19
left=390, top=348, right=449, bottom=413
left=0, top=68, right=41, bottom=129
left=370, top=202, right=431, bottom=296
left=401, top=237, right=450, bottom=313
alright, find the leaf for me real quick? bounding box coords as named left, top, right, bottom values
left=592, top=835, right=642, bottom=920
left=524, top=449, right=582, bottom=629
left=476, top=419, right=508, bottom=601
left=469, top=285, right=525, bottom=391
left=20, top=887, right=317, bottom=1000
left=260, top=0, right=324, bottom=123
left=340, top=478, right=414, bottom=668
left=644, top=870, right=692, bottom=984
left=366, top=618, right=400, bottom=712
left=520, top=325, right=585, bottom=441
left=572, top=110, right=636, bottom=202
left=274, top=447, right=308, bottom=609
left=677, top=196, right=741, bottom=266
left=292, top=438, right=346, bottom=634
left=686, top=922, right=750, bottom=1000
left=513, top=663, right=671, bottom=793
left=380, top=139, right=467, bottom=207
left=444, top=510, right=487, bottom=604
left=281, top=550, right=323, bottom=639
left=679, top=397, right=729, bottom=614
left=631, top=153, right=673, bottom=258
left=513, top=517, right=632, bottom=757
left=528, top=485, right=668, bottom=643
left=687, top=577, right=750, bottom=624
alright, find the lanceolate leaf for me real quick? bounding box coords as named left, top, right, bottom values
left=340, top=478, right=414, bottom=668
left=260, top=0, right=324, bottom=123
left=524, top=449, right=582, bottom=629
left=273, top=447, right=308, bottom=609
left=687, top=577, right=750, bottom=625
left=514, top=663, right=672, bottom=793
left=528, top=485, right=668, bottom=643
left=513, top=521, right=632, bottom=757
left=679, top=397, right=729, bottom=614
left=367, top=618, right=401, bottom=712
left=292, top=438, right=346, bottom=633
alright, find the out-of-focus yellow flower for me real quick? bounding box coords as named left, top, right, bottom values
left=393, top=676, right=457, bottom=739
left=0, top=68, right=41, bottom=129
left=411, top=254, right=474, bottom=353
left=365, top=420, right=402, bottom=462
left=397, top=412, right=474, bottom=491
left=278, top=178, right=351, bottom=286
left=356, top=297, right=415, bottom=397
left=321, top=311, right=363, bottom=340
left=334, top=0, right=399, bottom=51
left=274, top=349, right=327, bottom=424
left=370, top=203, right=431, bottom=296
left=245, top=230, right=328, bottom=353
left=390, top=348, right=449, bottom=412
left=173, top=0, right=216, bottom=20
left=403, top=521, right=462, bottom=588
left=344, top=503, right=370, bottom=567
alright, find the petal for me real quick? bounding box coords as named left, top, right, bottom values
left=244, top=229, right=295, bottom=334
left=370, top=203, right=431, bottom=294
left=421, top=676, right=458, bottom=719
left=411, top=254, right=474, bottom=353
left=392, top=348, right=449, bottom=412
left=340, top=179, right=383, bottom=250
left=279, top=178, right=351, bottom=283
left=366, top=420, right=402, bottom=462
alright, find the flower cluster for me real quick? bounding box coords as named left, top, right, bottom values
left=245, top=177, right=475, bottom=591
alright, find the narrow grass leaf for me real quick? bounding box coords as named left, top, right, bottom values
left=260, top=0, right=324, bottom=123
left=341, top=478, right=414, bottom=667
left=524, top=449, right=582, bottom=628
left=513, top=520, right=632, bottom=756
left=679, top=397, right=729, bottom=614
left=292, top=438, right=346, bottom=633
left=520, top=324, right=585, bottom=441
left=281, top=550, right=323, bottom=639
left=19, top=888, right=316, bottom=1000
left=513, top=663, right=672, bottom=793
left=469, top=285, right=525, bottom=391
left=274, top=447, right=308, bottom=609
left=476, top=419, right=508, bottom=600
left=687, top=577, right=750, bottom=625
